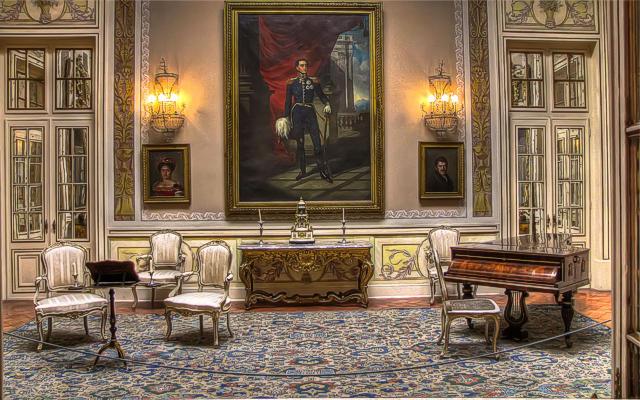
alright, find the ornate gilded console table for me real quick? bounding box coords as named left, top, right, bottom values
left=238, top=241, right=374, bottom=309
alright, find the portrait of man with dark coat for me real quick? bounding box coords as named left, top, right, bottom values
left=426, top=156, right=455, bottom=192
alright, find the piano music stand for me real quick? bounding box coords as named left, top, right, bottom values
left=85, top=261, right=139, bottom=368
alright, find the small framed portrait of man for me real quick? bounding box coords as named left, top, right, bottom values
left=418, top=142, right=464, bottom=199
left=142, top=144, right=191, bottom=204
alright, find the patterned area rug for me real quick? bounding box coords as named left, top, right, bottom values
left=3, top=306, right=610, bottom=398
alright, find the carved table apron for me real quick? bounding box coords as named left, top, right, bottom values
left=238, top=241, right=374, bottom=309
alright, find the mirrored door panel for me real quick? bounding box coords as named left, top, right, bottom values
left=516, top=125, right=547, bottom=236
left=11, top=127, right=45, bottom=241
left=555, top=125, right=586, bottom=235
left=56, top=126, right=89, bottom=240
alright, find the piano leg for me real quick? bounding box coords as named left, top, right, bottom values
left=502, top=289, right=529, bottom=341
left=559, top=291, right=574, bottom=348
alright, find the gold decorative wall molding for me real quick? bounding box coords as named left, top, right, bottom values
left=503, top=0, right=597, bottom=32
left=0, top=0, right=96, bottom=25
left=113, top=0, right=136, bottom=221
left=379, top=244, right=422, bottom=281
left=469, top=0, right=492, bottom=217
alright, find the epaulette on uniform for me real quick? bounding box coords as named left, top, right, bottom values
left=310, top=76, right=320, bottom=83
left=287, top=77, right=297, bottom=84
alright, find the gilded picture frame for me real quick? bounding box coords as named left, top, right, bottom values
left=224, top=1, right=384, bottom=218
left=419, top=142, right=464, bottom=199
left=142, top=144, right=191, bottom=204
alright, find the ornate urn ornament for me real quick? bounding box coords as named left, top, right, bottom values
left=289, top=197, right=315, bottom=244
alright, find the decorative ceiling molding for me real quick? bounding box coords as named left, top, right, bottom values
left=504, top=0, right=597, bottom=32
left=113, top=0, right=136, bottom=221
left=469, top=0, right=493, bottom=217
left=0, top=0, right=96, bottom=25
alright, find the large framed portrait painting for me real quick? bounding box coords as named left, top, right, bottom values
left=419, top=142, right=464, bottom=200
left=142, top=144, right=191, bottom=204
left=224, top=1, right=384, bottom=217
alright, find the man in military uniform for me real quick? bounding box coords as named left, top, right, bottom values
left=276, top=58, right=333, bottom=183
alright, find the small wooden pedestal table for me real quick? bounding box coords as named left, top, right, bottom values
left=94, top=288, right=127, bottom=367
left=239, top=241, right=374, bottom=309
left=86, top=260, right=139, bottom=368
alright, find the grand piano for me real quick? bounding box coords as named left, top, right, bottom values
left=445, top=234, right=590, bottom=347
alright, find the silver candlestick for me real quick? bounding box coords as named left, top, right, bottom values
left=258, top=220, right=264, bottom=245
left=71, top=262, right=81, bottom=288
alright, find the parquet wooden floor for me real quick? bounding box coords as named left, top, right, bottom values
left=2, top=288, right=611, bottom=332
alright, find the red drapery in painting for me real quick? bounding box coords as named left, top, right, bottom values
left=258, top=15, right=361, bottom=160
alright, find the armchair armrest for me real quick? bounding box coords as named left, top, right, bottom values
left=33, top=276, right=46, bottom=305
left=168, top=271, right=197, bottom=297
left=224, top=272, right=234, bottom=292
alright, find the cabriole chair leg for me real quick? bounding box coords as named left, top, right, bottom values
left=36, top=315, right=44, bottom=352
left=212, top=313, right=220, bottom=348
left=441, top=317, right=453, bottom=358
left=226, top=312, right=233, bottom=337
left=437, top=311, right=445, bottom=344
left=131, top=286, right=138, bottom=310
left=164, top=311, right=173, bottom=340
left=492, top=316, right=500, bottom=361
left=429, top=277, right=436, bottom=305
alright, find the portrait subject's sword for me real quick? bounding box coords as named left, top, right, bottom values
left=318, top=109, right=332, bottom=179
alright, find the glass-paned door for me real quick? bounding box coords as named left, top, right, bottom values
left=516, top=125, right=546, bottom=235
left=555, top=125, right=586, bottom=235
left=11, top=126, right=45, bottom=241
left=511, top=119, right=589, bottom=242
left=56, top=126, right=89, bottom=240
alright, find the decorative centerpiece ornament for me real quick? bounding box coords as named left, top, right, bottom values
left=289, top=197, right=315, bottom=244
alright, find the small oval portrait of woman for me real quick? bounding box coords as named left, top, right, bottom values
left=143, top=144, right=190, bottom=204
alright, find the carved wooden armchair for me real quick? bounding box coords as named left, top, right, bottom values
left=164, top=240, right=233, bottom=347
left=433, top=248, right=501, bottom=360
left=131, top=229, right=187, bottom=309
left=34, top=242, right=107, bottom=351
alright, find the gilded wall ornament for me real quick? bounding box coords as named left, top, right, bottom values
left=504, top=0, right=596, bottom=31
left=469, top=0, right=493, bottom=217
left=0, top=0, right=95, bottom=25
left=113, top=0, right=136, bottom=220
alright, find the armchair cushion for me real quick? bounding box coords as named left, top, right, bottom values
left=164, top=290, right=231, bottom=312
left=138, top=270, right=183, bottom=284
left=444, top=298, right=500, bottom=314
left=35, top=293, right=107, bottom=314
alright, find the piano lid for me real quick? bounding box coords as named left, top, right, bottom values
left=452, top=234, right=588, bottom=257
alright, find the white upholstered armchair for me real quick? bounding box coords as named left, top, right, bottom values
left=164, top=240, right=233, bottom=348
left=132, top=230, right=187, bottom=309
left=34, top=242, right=107, bottom=351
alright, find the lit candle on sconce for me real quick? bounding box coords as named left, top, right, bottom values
left=258, top=209, right=263, bottom=223
left=342, top=208, right=346, bottom=223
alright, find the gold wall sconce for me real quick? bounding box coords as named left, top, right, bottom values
left=421, top=61, right=459, bottom=137
left=145, top=58, right=185, bottom=142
